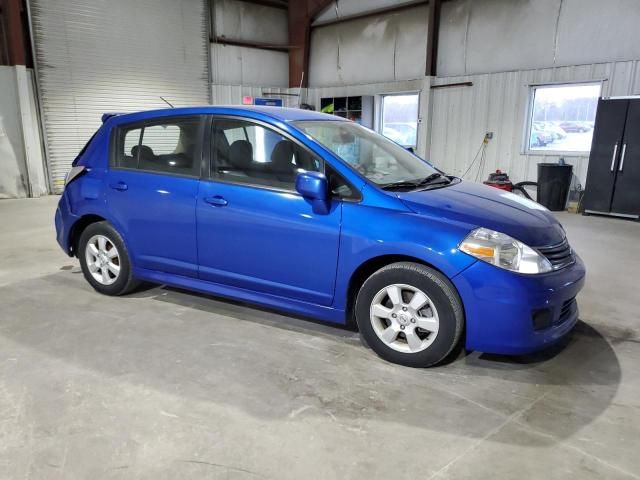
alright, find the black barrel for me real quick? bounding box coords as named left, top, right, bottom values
left=537, top=163, right=573, bottom=211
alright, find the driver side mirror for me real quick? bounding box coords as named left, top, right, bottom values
left=295, top=171, right=330, bottom=214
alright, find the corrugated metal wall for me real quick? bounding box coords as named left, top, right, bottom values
left=29, top=0, right=210, bottom=193
left=309, top=4, right=428, bottom=87
left=429, top=60, right=640, bottom=186
left=210, top=0, right=289, bottom=87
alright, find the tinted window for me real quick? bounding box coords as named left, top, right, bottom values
left=116, top=116, right=202, bottom=176
left=212, top=119, right=321, bottom=190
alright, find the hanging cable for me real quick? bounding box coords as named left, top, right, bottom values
left=460, top=141, right=484, bottom=179
left=461, top=133, right=491, bottom=180
left=474, top=145, right=487, bottom=182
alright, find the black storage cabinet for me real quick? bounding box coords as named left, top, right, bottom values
left=583, top=98, right=640, bottom=219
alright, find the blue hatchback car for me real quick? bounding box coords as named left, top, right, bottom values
left=55, top=106, right=585, bottom=367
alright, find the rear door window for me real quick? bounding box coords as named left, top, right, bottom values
left=115, top=116, right=203, bottom=176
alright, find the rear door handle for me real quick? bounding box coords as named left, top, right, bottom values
left=204, top=195, right=228, bottom=207
left=109, top=181, right=128, bottom=191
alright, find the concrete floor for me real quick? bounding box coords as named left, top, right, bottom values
left=0, top=196, right=639, bottom=479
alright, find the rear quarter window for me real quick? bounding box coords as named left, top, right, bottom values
left=113, top=116, right=203, bottom=176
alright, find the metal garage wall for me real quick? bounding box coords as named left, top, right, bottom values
left=309, top=4, right=428, bottom=87
left=438, top=0, right=640, bottom=77
left=429, top=60, right=640, bottom=186
left=29, top=0, right=210, bottom=193
left=210, top=0, right=289, bottom=88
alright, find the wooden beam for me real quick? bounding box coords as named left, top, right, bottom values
left=2, top=0, right=26, bottom=65
left=214, top=36, right=289, bottom=53
left=288, top=0, right=333, bottom=88
left=425, top=0, right=441, bottom=76
left=431, top=81, right=473, bottom=89
left=236, top=0, right=288, bottom=10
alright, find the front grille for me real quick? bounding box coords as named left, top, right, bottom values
left=536, top=238, right=575, bottom=271
left=558, top=297, right=577, bottom=324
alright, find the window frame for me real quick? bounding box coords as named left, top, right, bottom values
left=206, top=115, right=361, bottom=202
left=523, top=80, right=603, bottom=157
left=379, top=92, right=421, bottom=149
left=110, top=115, right=205, bottom=179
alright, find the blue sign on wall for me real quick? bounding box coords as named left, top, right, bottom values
left=255, top=98, right=283, bottom=107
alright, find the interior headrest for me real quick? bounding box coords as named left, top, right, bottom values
left=270, top=140, right=294, bottom=172
left=229, top=140, right=253, bottom=169
left=131, top=144, right=154, bottom=159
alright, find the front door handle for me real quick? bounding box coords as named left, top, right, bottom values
left=204, top=195, right=228, bottom=207
left=109, top=181, right=128, bottom=191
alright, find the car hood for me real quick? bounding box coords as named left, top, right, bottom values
left=396, top=180, right=565, bottom=247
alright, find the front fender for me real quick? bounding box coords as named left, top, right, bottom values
left=333, top=201, right=477, bottom=311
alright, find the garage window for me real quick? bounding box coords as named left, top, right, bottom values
left=381, top=93, right=419, bottom=149
left=525, top=83, right=601, bottom=155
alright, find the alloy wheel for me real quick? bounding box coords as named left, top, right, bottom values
left=85, top=234, right=121, bottom=286
left=369, top=283, right=440, bottom=353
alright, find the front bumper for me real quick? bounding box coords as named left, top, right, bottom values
left=452, top=254, right=586, bottom=354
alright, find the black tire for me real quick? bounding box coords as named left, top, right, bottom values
left=78, top=221, right=140, bottom=296
left=355, top=262, right=464, bottom=368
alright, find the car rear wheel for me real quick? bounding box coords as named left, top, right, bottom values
left=78, top=221, right=139, bottom=296
left=355, top=262, right=464, bottom=367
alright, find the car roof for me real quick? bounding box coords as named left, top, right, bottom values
left=106, top=105, right=345, bottom=124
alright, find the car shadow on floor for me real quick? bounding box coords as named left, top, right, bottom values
left=140, top=283, right=621, bottom=385
left=129, top=283, right=362, bottom=341
left=2, top=272, right=623, bottom=448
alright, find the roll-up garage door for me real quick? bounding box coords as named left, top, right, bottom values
left=29, top=0, right=210, bottom=193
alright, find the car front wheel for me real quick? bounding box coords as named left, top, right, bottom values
left=355, top=262, right=464, bottom=367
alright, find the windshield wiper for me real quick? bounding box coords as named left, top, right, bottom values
left=381, top=180, right=423, bottom=190
left=381, top=173, right=450, bottom=191
left=418, top=173, right=445, bottom=185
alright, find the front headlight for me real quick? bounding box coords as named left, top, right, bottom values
left=458, top=227, right=552, bottom=274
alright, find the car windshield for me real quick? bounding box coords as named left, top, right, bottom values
left=293, top=120, right=441, bottom=186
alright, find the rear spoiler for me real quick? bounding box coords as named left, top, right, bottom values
left=101, top=112, right=123, bottom=123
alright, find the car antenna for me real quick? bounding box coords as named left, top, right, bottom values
left=297, top=72, right=305, bottom=108
left=160, top=96, right=174, bottom=108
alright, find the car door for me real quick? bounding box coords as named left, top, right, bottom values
left=106, top=115, right=204, bottom=278
left=196, top=117, right=343, bottom=306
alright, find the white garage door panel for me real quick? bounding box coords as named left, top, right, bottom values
left=29, top=0, right=210, bottom=193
